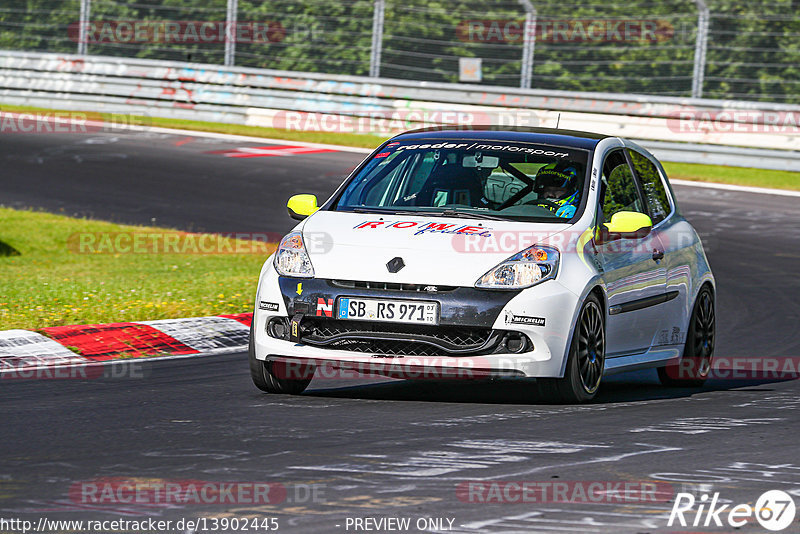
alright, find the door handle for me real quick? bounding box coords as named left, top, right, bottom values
left=652, top=249, right=665, bottom=262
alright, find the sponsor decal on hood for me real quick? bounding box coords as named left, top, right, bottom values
left=354, top=220, right=493, bottom=237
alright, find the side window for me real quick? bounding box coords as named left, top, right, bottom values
left=360, top=154, right=408, bottom=206
left=404, top=152, right=436, bottom=196
left=627, top=149, right=671, bottom=224
left=601, top=150, right=644, bottom=223
left=362, top=166, right=398, bottom=205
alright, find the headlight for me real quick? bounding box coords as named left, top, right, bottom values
left=273, top=232, right=314, bottom=278
left=476, top=245, right=559, bottom=289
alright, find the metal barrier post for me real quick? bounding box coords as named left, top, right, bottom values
left=78, top=0, right=91, bottom=55
left=370, top=0, right=385, bottom=77
left=225, top=0, right=238, bottom=66
left=519, top=0, right=536, bottom=90
left=692, top=0, right=710, bottom=98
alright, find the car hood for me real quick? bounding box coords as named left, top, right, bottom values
left=300, top=211, right=571, bottom=286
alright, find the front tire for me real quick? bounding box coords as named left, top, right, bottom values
left=249, top=323, right=314, bottom=394
left=538, top=294, right=605, bottom=403
left=658, top=286, right=715, bottom=387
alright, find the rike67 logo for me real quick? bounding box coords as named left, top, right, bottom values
left=669, top=489, right=796, bottom=531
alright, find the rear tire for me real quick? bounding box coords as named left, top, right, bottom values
left=538, top=294, right=605, bottom=403
left=249, top=323, right=314, bottom=394
left=658, top=286, right=715, bottom=387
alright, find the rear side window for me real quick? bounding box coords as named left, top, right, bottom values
left=627, top=149, right=671, bottom=224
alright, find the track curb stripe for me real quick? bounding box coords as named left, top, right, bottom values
left=0, top=329, right=87, bottom=370
left=137, top=316, right=250, bottom=354
left=0, top=314, right=254, bottom=373
left=218, top=313, right=253, bottom=327
left=40, top=323, right=200, bottom=361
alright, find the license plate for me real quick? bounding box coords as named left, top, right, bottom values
left=337, top=297, right=439, bottom=325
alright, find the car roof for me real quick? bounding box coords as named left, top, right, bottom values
left=390, top=126, right=610, bottom=150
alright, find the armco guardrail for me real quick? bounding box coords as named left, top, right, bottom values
left=1, top=50, right=798, bottom=171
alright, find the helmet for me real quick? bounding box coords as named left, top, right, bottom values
left=535, top=163, right=579, bottom=194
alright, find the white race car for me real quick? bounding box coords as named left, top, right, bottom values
left=249, top=127, right=715, bottom=402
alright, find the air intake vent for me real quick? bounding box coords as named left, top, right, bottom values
left=331, top=280, right=457, bottom=292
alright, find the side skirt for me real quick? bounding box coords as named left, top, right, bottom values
left=603, top=346, right=682, bottom=376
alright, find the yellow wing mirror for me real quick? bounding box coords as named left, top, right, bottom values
left=599, top=211, right=653, bottom=243
left=287, top=194, right=319, bottom=221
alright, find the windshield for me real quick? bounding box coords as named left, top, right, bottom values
left=333, top=139, right=590, bottom=222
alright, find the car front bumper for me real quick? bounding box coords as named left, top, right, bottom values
left=253, top=267, right=580, bottom=379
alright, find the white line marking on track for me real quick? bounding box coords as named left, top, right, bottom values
left=630, top=417, right=783, bottom=434
left=671, top=178, right=800, bottom=197
left=289, top=440, right=611, bottom=477
left=440, top=443, right=682, bottom=481
left=129, top=124, right=374, bottom=154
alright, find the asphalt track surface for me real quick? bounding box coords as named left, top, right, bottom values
left=1, top=128, right=799, bottom=533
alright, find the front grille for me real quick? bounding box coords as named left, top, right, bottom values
left=300, top=319, right=503, bottom=356
left=325, top=338, right=459, bottom=357
left=331, top=280, right=457, bottom=293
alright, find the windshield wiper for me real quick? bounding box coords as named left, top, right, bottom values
left=349, top=207, right=511, bottom=221
left=350, top=207, right=417, bottom=215
left=422, top=209, right=512, bottom=221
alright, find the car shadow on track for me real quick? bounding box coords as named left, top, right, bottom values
left=301, top=368, right=796, bottom=405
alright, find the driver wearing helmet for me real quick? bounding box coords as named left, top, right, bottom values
left=534, top=163, right=581, bottom=218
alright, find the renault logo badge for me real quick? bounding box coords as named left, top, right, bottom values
left=386, top=257, right=405, bottom=273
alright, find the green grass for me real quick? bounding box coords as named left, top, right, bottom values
left=662, top=162, right=799, bottom=191
left=0, top=207, right=274, bottom=330
left=3, top=103, right=798, bottom=190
